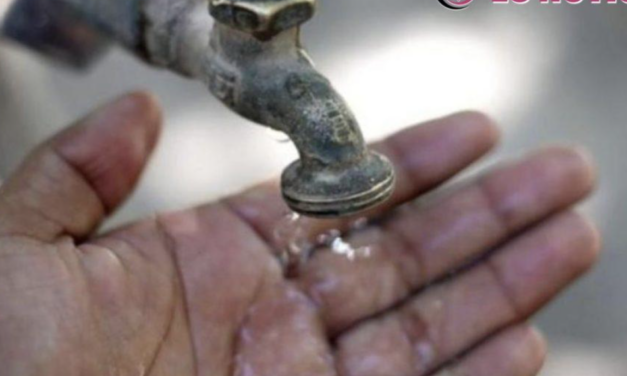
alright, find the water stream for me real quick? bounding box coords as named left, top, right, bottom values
left=272, top=212, right=374, bottom=277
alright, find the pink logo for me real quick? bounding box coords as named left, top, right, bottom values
left=440, top=0, right=627, bottom=7
left=438, top=0, right=474, bottom=9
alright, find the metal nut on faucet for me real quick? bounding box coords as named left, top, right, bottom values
left=209, top=0, right=316, bottom=37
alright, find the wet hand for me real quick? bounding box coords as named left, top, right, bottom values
left=0, top=93, right=599, bottom=376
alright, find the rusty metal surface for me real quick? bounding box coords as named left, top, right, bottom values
left=203, top=3, right=395, bottom=217
left=1, top=0, right=396, bottom=217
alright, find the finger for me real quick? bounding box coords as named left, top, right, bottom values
left=0, top=92, right=162, bottom=241
left=226, top=111, right=499, bottom=247
left=335, top=212, right=599, bottom=376
left=297, top=146, right=596, bottom=333
left=432, top=325, right=546, bottom=376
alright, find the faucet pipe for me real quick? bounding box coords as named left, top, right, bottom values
left=1, top=0, right=395, bottom=218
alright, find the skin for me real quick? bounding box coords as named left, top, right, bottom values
left=0, top=92, right=600, bottom=376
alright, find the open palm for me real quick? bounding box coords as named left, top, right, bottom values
left=0, top=93, right=599, bottom=376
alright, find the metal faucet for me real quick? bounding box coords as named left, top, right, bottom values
left=1, top=0, right=395, bottom=218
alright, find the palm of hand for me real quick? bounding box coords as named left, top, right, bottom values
left=0, top=94, right=599, bottom=376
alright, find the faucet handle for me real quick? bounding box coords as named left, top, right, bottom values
left=209, top=0, right=316, bottom=37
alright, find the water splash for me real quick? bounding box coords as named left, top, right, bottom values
left=273, top=213, right=315, bottom=277
left=316, top=227, right=372, bottom=261
left=273, top=212, right=373, bottom=276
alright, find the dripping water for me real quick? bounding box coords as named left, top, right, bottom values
left=272, top=212, right=374, bottom=277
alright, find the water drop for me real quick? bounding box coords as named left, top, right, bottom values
left=273, top=213, right=314, bottom=277
left=329, top=234, right=373, bottom=261
left=272, top=213, right=376, bottom=275
left=350, top=217, right=369, bottom=231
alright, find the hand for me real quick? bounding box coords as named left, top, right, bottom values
left=0, top=93, right=599, bottom=376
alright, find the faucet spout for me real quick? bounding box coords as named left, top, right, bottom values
left=2, top=0, right=395, bottom=218
left=204, top=9, right=395, bottom=217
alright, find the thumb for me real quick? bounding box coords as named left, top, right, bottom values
left=0, top=92, right=162, bottom=242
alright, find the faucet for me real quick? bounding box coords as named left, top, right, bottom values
left=1, top=0, right=395, bottom=218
